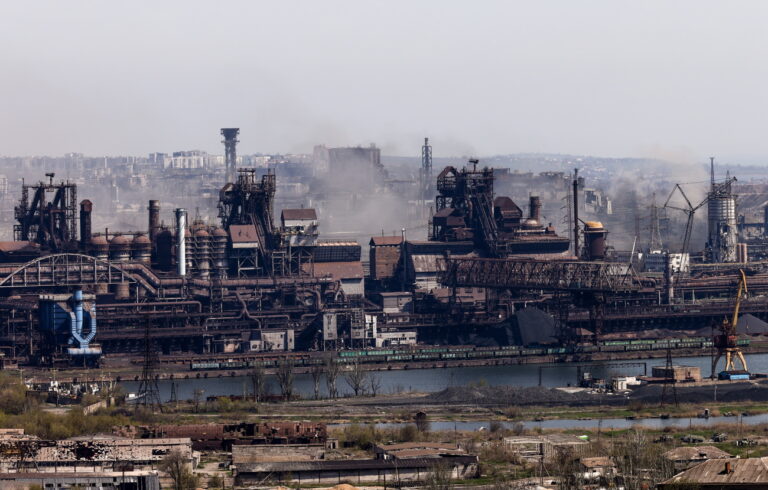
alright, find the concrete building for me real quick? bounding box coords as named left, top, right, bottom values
left=375, top=329, right=417, bottom=347
left=369, top=236, right=403, bottom=283
left=503, top=434, right=590, bottom=463
left=232, top=443, right=327, bottom=464
left=234, top=455, right=478, bottom=486
left=311, top=261, right=365, bottom=296
left=663, top=446, right=734, bottom=471
left=0, top=471, right=160, bottom=490
left=0, top=435, right=195, bottom=472
left=281, top=208, right=319, bottom=246
left=374, top=442, right=466, bottom=460
left=651, top=365, right=702, bottom=382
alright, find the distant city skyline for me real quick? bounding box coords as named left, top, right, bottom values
left=2, top=1, right=768, bottom=164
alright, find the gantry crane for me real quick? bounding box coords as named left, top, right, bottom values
left=711, top=269, right=749, bottom=376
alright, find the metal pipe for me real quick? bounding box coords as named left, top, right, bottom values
left=175, top=208, right=187, bottom=277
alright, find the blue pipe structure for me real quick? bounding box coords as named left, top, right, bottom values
left=69, top=290, right=97, bottom=349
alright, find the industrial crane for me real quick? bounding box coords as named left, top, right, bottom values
left=711, top=269, right=749, bottom=376
left=663, top=184, right=706, bottom=259
left=663, top=177, right=738, bottom=279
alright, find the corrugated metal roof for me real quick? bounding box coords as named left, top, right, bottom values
left=281, top=208, right=317, bottom=220
left=236, top=455, right=478, bottom=473
left=309, top=261, right=364, bottom=280
left=378, top=442, right=459, bottom=451
left=370, top=236, right=403, bottom=246
left=410, top=254, right=443, bottom=273
left=662, top=457, right=768, bottom=485
left=664, top=446, right=733, bottom=461
left=0, top=241, right=40, bottom=253
left=229, top=225, right=259, bottom=244
left=316, top=241, right=359, bottom=247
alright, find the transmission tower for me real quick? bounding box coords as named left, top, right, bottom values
left=137, top=317, right=163, bottom=412
left=659, top=348, right=678, bottom=407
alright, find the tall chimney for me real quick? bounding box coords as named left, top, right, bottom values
left=573, top=169, right=580, bottom=258
left=221, top=128, right=240, bottom=184
left=175, top=208, right=187, bottom=277
left=79, top=200, right=92, bottom=250
left=148, top=200, right=160, bottom=241
left=529, top=195, right=541, bottom=222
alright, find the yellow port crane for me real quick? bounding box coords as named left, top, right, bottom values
left=712, top=269, right=749, bottom=376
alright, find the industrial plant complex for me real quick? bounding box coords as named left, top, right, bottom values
left=0, top=130, right=763, bottom=383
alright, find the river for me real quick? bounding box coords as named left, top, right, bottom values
left=121, top=350, right=768, bottom=402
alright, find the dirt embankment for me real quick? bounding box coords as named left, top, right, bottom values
left=423, top=380, right=768, bottom=407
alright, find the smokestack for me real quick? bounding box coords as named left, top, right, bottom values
left=573, top=169, right=580, bottom=258
left=175, top=208, right=187, bottom=277
left=221, top=128, right=240, bottom=184
left=79, top=200, right=92, bottom=250
left=148, top=200, right=160, bottom=242
left=529, top=195, right=541, bottom=222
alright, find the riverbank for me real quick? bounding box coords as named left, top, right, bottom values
left=24, top=341, right=768, bottom=384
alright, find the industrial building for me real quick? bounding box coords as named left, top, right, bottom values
left=0, top=133, right=766, bottom=370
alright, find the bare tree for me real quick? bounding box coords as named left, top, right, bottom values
left=249, top=363, right=266, bottom=402
left=610, top=429, right=675, bottom=490
left=310, top=364, right=324, bottom=400
left=345, top=360, right=369, bottom=396
left=275, top=358, right=294, bottom=401
left=159, top=450, right=198, bottom=490
left=369, top=372, right=382, bottom=397
left=325, top=356, right=340, bottom=399
left=424, top=462, right=452, bottom=490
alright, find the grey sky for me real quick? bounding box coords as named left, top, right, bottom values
left=1, top=1, right=767, bottom=162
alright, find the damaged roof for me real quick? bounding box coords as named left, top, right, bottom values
left=281, top=208, right=317, bottom=221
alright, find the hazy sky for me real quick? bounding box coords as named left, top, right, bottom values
left=2, top=1, right=768, bottom=162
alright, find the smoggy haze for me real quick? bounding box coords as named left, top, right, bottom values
left=1, top=1, right=768, bottom=162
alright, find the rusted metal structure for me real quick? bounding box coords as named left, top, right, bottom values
left=438, top=256, right=641, bottom=293
left=14, top=174, right=78, bottom=252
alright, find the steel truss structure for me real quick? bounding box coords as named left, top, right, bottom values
left=0, top=253, right=136, bottom=289
left=438, top=256, right=642, bottom=292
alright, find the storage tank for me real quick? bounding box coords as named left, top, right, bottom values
left=583, top=221, right=607, bottom=260
left=193, top=228, right=210, bottom=278
left=131, top=233, right=152, bottom=264
left=708, top=196, right=737, bottom=262
left=89, top=235, right=109, bottom=260
left=211, top=227, right=228, bottom=278
left=109, top=235, right=131, bottom=262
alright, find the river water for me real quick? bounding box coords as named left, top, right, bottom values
left=122, top=351, right=768, bottom=403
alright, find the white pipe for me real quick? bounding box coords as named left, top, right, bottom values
left=176, top=208, right=187, bottom=277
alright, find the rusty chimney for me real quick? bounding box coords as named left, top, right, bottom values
left=529, top=195, right=541, bottom=222
left=148, top=200, right=160, bottom=242
left=79, top=200, right=93, bottom=250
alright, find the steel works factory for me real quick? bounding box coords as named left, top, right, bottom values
left=0, top=130, right=766, bottom=379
